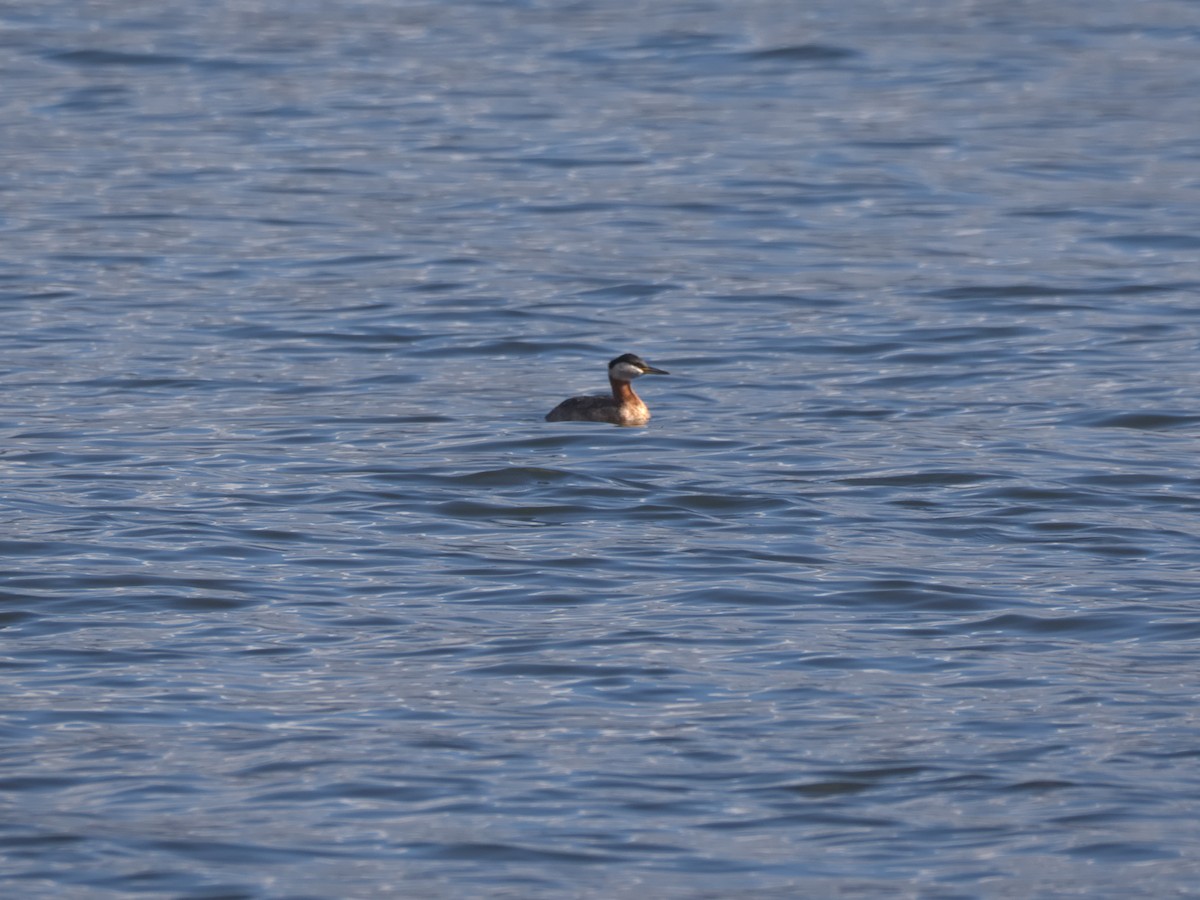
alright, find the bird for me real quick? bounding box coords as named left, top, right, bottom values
left=544, top=353, right=670, bottom=426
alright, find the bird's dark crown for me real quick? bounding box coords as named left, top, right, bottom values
left=609, top=353, right=646, bottom=368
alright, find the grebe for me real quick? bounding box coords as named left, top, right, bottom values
left=545, top=353, right=670, bottom=426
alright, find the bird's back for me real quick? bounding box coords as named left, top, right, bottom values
left=545, top=394, right=621, bottom=423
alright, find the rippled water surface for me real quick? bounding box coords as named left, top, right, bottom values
left=4, top=1, right=1200, bottom=897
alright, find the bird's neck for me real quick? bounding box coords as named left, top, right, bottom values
left=609, top=378, right=640, bottom=405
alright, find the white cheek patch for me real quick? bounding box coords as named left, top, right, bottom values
left=610, top=361, right=643, bottom=380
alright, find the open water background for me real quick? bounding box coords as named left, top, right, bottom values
left=4, top=1, right=1200, bottom=897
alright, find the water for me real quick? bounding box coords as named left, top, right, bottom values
left=4, top=1, right=1200, bottom=896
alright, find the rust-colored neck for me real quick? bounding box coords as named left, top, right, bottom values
left=610, top=377, right=639, bottom=405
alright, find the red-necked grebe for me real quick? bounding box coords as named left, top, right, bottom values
left=545, top=353, right=670, bottom=426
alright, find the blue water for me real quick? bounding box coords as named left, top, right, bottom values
left=4, top=1, right=1200, bottom=897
